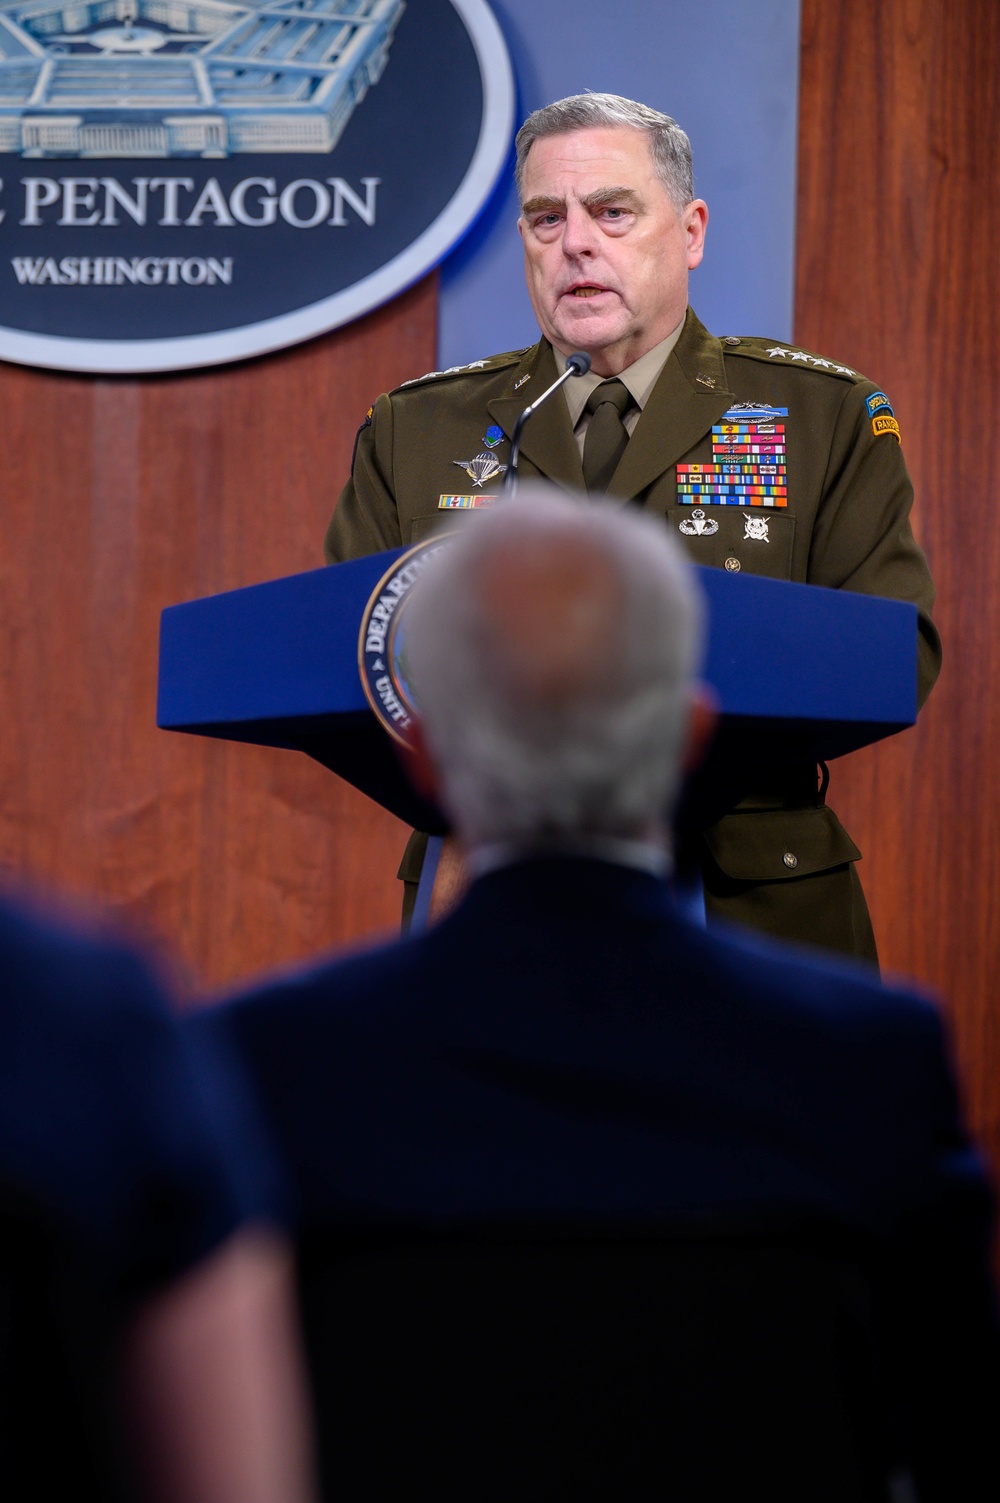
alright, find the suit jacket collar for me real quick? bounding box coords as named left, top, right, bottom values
left=485, top=309, right=734, bottom=501
left=451, top=853, right=681, bottom=931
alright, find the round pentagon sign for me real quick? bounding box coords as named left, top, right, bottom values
left=0, top=0, right=514, bottom=372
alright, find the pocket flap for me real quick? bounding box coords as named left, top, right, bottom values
left=703, top=806, right=862, bottom=882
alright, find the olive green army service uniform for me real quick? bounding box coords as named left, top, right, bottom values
left=325, top=309, right=941, bottom=964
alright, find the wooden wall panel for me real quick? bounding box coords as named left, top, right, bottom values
left=796, top=2, right=1000, bottom=1167
left=0, top=274, right=438, bottom=991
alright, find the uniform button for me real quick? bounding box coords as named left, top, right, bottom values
left=724, top=556, right=741, bottom=572
left=724, top=337, right=741, bottom=346
left=783, top=851, right=798, bottom=869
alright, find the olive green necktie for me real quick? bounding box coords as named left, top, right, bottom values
left=582, top=379, right=634, bottom=493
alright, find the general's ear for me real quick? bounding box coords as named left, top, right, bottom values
left=684, top=200, right=709, bottom=270
left=397, top=718, right=441, bottom=802
left=683, top=682, right=718, bottom=773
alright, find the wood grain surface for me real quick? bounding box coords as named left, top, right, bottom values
left=796, top=0, right=1000, bottom=1168
left=0, top=274, right=438, bottom=992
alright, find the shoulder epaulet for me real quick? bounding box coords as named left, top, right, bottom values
left=720, top=335, right=862, bottom=381
left=722, top=336, right=902, bottom=441
left=394, top=348, right=531, bottom=392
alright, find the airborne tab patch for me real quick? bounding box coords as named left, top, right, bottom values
left=866, top=391, right=893, bottom=419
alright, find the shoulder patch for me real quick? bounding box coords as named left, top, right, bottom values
left=872, top=413, right=901, bottom=442
left=350, top=406, right=373, bottom=473
left=865, top=390, right=893, bottom=418
left=395, top=348, right=531, bottom=391
left=722, top=336, right=859, bottom=381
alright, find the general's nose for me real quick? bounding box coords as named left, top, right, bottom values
left=561, top=203, right=598, bottom=256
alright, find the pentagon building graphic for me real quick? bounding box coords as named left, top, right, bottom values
left=0, top=0, right=405, bottom=156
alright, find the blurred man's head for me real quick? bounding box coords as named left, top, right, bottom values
left=403, top=487, right=710, bottom=856
left=515, top=94, right=708, bottom=376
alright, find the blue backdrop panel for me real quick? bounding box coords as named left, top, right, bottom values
left=438, top=0, right=801, bottom=368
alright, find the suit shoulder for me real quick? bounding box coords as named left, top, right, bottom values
left=392, top=348, right=532, bottom=394
left=705, top=915, right=940, bottom=1038
left=217, top=934, right=423, bottom=1034
left=721, top=335, right=867, bottom=385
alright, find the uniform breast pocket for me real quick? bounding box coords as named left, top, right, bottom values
left=667, top=506, right=796, bottom=580
left=408, top=510, right=484, bottom=544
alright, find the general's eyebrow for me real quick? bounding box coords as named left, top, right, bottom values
left=520, top=195, right=565, bottom=217
left=580, top=186, right=643, bottom=211
left=521, top=186, right=643, bottom=217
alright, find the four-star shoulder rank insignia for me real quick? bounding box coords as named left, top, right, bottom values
left=764, top=344, right=855, bottom=375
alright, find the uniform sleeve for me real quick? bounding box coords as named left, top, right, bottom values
left=805, top=382, right=941, bottom=706
left=324, top=392, right=405, bottom=563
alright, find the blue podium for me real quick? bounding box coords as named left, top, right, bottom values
left=157, top=548, right=918, bottom=837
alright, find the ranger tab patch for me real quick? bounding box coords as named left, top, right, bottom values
left=872, top=413, right=901, bottom=442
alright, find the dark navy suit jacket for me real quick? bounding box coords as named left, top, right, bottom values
left=0, top=891, right=280, bottom=1501
left=200, top=857, right=998, bottom=1492
left=0, top=893, right=273, bottom=1295
left=203, top=858, right=986, bottom=1235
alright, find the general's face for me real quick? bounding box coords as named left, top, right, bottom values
left=518, top=127, right=708, bottom=376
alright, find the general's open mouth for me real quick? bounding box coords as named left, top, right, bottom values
left=570, top=286, right=607, bottom=297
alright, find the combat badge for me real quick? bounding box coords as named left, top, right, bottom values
left=679, top=508, right=719, bottom=537
left=453, top=451, right=507, bottom=486
left=744, top=514, right=770, bottom=542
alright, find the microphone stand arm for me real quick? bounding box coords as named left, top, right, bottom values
left=503, top=353, right=591, bottom=497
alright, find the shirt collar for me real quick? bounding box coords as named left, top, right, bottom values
left=466, top=835, right=672, bottom=882
left=560, top=317, right=687, bottom=429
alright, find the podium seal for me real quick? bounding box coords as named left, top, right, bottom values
left=358, top=539, right=450, bottom=745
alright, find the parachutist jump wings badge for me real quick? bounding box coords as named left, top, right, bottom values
left=453, top=451, right=507, bottom=487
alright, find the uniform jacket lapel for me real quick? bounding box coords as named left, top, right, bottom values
left=609, top=309, right=734, bottom=505
left=486, top=342, right=585, bottom=487
left=484, top=312, right=733, bottom=498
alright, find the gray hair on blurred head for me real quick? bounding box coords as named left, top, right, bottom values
left=402, top=486, right=704, bottom=851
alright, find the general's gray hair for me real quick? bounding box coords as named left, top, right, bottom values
left=515, top=93, right=695, bottom=210
left=402, top=488, right=704, bottom=850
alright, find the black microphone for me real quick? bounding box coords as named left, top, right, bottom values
left=503, top=351, right=591, bottom=496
